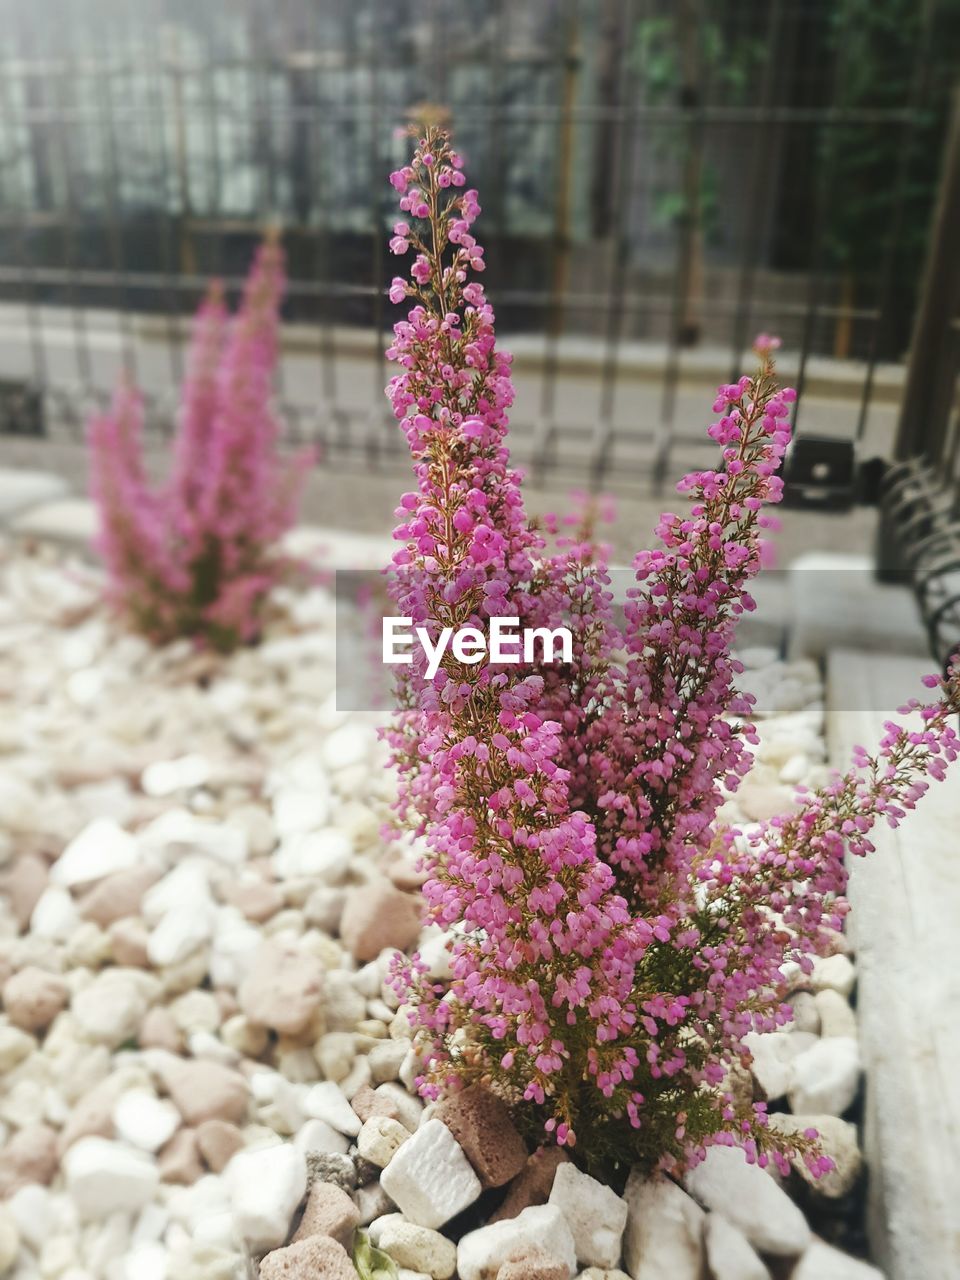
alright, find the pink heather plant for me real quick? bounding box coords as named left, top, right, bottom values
left=384, top=127, right=960, bottom=1180
left=89, top=235, right=312, bottom=651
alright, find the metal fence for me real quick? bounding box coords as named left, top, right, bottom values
left=0, top=0, right=957, bottom=489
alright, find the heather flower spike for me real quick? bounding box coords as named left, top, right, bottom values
left=89, top=235, right=314, bottom=650
left=384, top=125, right=960, bottom=1178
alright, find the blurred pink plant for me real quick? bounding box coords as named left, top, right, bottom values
left=383, top=127, right=960, bottom=1180
left=88, top=236, right=313, bottom=650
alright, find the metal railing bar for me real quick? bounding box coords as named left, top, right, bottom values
left=0, top=102, right=923, bottom=128
left=0, top=263, right=892, bottom=325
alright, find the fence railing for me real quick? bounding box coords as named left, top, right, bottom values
left=0, top=0, right=955, bottom=490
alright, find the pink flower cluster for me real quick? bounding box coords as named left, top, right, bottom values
left=88, top=237, right=313, bottom=650
left=384, top=127, right=960, bottom=1176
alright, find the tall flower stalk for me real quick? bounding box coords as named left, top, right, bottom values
left=385, top=126, right=960, bottom=1178
left=89, top=235, right=313, bottom=651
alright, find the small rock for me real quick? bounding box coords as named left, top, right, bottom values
left=377, top=1219, right=457, bottom=1280
left=59, top=1069, right=141, bottom=1154
left=0, top=1205, right=18, bottom=1271
left=275, top=829, right=352, bottom=882
left=435, top=1085, right=527, bottom=1189
left=225, top=1142, right=307, bottom=1251
left=743, top=1030, right=818, bottom=1101
left=0, top=1124, right=58, bottom=1195
left=815, top=990, right=858, bottom=1039
left=355, top=1182, right=394, bottom=1226
left=325, top=972, right=368, bottom=1032
left=791, top=1240, right=884, bottom=1279
left=316, top=1032, right=357, bottom=1083
left=577, top=1270, right=630, bottom=1280
left=307, top=1151, right=356, bottom=1192
left=239, top=942, right=325, bottom=1036
left=417, top=931, right=455, bottom=981
left=375, top=1083, right=424, bottom=1133
left=30, top=885, right=80, bottom=939
left=78, top=865, right=160, bottom=928
left=738, top=784, right=799, bottom=823
left=226, top=880, right=284, bottom=924
left=340, top=881, right=421, bottom=964
left=51, top=818, right=139, bottom=887
left=112, top=1089, right=181, bottom=1152
left=704, top=1213, right=769, bottom=1280
left=811, top=954, right=856, bottom=998
left=548, top=1164, right=627, bottom=1269
left=295, top=1118, right=350, bottom=1157
left=788, top=1038, right=861, bottom=1116
left=73, top=972, right=146, bottom=1047
left=785, top=991, right=821, bottom=1036
left=3, top=966, right=68, bottom=1032
left=147, top=906, right=213, bottom=967
left=259, top=1233, right=358, bottom=1280
left=357, top=1116, right=409, bottom=1168
left=219, top=1014, right=266, bottom=1058
left=141, top=754, right=211, bottom=797
left=108, top=918, right=150, bottom=967
left=292, top=1181, right=360, bottom=1247
left=380, top=1119, right=481, bottom=1229
left=139, top=1006, right=183, bottom=1053
left=305, top=1081, right=363, bottom=1137
left=64, top=1136, right=160, bottom=1218
left=490, top=1146, right=569, bottom=1223
left=622, top=1172, right=704, bottom=1280
left=778, top=753, right=810, bottom=785
left=155, top=1056, right=249, bottom=1126
left=340, top=1056, right=373, bottom=1101
left=354, top=1155, right=381, bottom=1186
left=368, top=1039, right=408, bottom=1084
left=458, top=1205, right=577, bottom=1280
left=171, top=989, right=222, bottom=1036
left=7, top=1183, right=53, bottom=1252
left=768, top=1114, right=863, bottom=1198
left=305, top=886, right=347, bottom=935
left=1, top=853, right=47, bottom=929
left=158, top=1127, right=204, bottom=1184
left=196, top=1119, right=244, bottom=1173
left=0, top=1025, right=35, bottom=1072
left=684, top=1145, right=810, bottom=1257
left=498, top=1247, right=570, bottom=1280
left=352, top=1084, right=388, bottom=1125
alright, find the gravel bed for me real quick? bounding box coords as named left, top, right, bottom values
left=0, top=540, right=881, bottom=1280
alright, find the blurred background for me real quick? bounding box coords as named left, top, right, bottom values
left=0, top=0, right=958, bottom=616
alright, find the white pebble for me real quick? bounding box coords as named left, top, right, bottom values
left=789, top=1037, right=861, bottom=1116
left=357, top=1116, right=409, bottom=1168
left=303, top=1081, right=362, bottom=1137
left=112, top=1090, right=181, bottom=1153
left=52, top=818, right=139, bottom=887
left=224, top=1143, right=306, bottom=1251
left=380, top=1119, right=481, bottom=1230
left=458, top=1205, right=577, bottom=1280
left=549, top=1163, right=628, bottom=1269
left=64, top=1137, right=160, bottom=1219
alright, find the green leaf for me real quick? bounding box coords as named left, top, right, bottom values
left=353, top=1230, right=399, bottom=1280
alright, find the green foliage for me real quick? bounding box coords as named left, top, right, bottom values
left=353, top=1231, right=399, bottom=1280
left=631, top=8, right=766, bottom=240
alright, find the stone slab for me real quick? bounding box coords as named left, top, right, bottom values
left=0, top=468, right=68, bottom=519
left=827, top=649, right=960, bottom=1280
left=790, top=554, right=927, bottom=660
left=9, top=497, right=97, bottom=542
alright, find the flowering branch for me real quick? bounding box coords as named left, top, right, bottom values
left=384, top=126, right=960, bottom=1178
